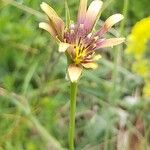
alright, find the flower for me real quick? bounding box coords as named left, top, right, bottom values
left=143, top=80, right=150, bottom=98
left=126, top=17, right=150, bottom=99
left=126, top=17, right=150, bottom=59
left=132, top=59, right=149, bottom=78
left=39, top=0, right=125, bottom=82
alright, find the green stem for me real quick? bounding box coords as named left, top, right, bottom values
left=69, top=82, right=78, bottom=150
left=111, top=0, right=129, bottom=101
left=120, top=0, right=129, bottom=35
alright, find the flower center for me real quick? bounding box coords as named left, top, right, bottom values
left=74, top=45, right=87, bottom=64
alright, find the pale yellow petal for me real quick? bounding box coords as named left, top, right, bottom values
left=82, top=62, right=98, bottom=69
left=59, top=42, right=70, bottom=52
left=104, top=14, right=124, bottom=29
left=93, top=54, right=102, bottom=61
left=40, top=2, right=65, bottom=39
left=96, top=14, right=124, bottom=36
left=39, top=22, right=57, bottom=38
left=68, top=64, right=82, bottom=82
left=40, top=2, right=59, bottom=18
left=97, top=38, right=125, bottom=48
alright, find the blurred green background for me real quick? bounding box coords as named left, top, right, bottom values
left=0, top=0, right=150, bottom=150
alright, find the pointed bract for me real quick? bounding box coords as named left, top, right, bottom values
left=68, top=64, right=82, bottom=82
left=84, top=0, right=103, bottom=32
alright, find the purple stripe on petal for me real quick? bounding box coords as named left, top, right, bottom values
left=77, top=24, right=87, bottom=38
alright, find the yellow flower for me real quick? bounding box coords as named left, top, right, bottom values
left=126, top=17, right=150, bottom=59
left=132, top=60, right=149, bottom=78
left=126, top=17, right=150, bottom=99
left=143, top=80, right=150, bottom=98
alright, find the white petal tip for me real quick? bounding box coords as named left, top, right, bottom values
left=40, top=2, right=46, bottom=7
left=105, top=14, right=124, bottom=29
left=115, top=14, right=124, bottom=21
left=92, top=0, right=103, bottom=10
left=40, top=2, right=48, bottom=11
left=38, top=22, right=49, bottom=30
left=94, top=0, right=103, bottom=4
left=97, top=0, right=103, bottom=6
left=39, top=22, right=44, bottom=28
left=40, top=3, right=44, bottom=8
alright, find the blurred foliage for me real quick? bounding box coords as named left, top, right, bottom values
left=104, top=0, right=150, bottom=25
left=0, top=0, right=150, bottom=150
